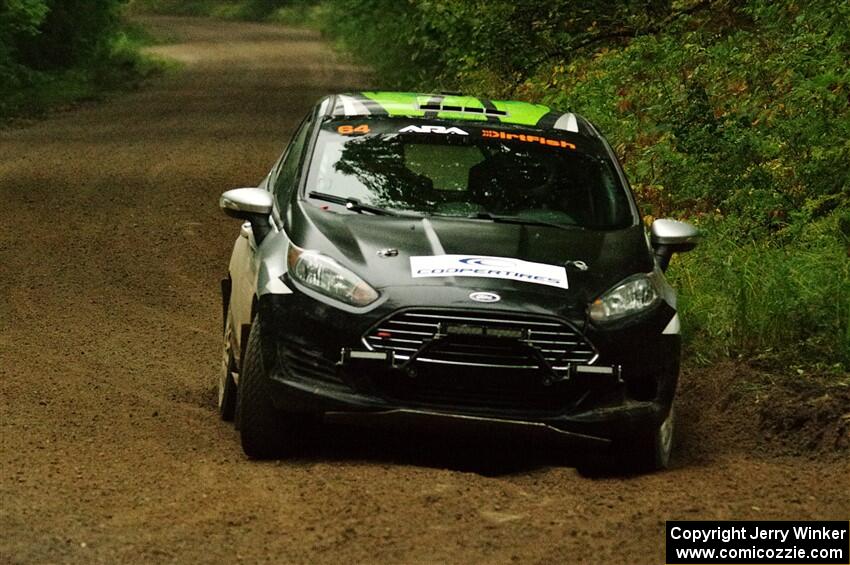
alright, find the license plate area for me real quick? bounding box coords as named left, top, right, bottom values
left=441, top=323, right=528, bottom=341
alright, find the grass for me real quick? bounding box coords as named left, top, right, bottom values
left=668, top=212, right=850, bottom=370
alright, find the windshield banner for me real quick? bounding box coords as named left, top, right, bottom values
left=410, top=255, right=569, bottom=289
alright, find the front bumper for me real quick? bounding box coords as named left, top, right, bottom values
left=256, top=288, right=680, bottom=443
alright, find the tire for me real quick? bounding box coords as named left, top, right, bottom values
left=217, top=312, right=238, bottom=422
left=579, top=404, right=675, bottom=476
left=631, top=404, right=675, bottom=472
left=237, top=314, right=315, bottom=459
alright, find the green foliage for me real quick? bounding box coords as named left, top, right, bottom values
left=13, top=1, right=122, bottom=70
left=320, top=0, right=679, bottom=93
left=668, top=211, right=849, bottom=367
left=1, top=0, right=160, bottom=120
left=526, top=1, right=850, bottom=236
left=321, top=0, right=850, bottom=368
left=265, top=1, right=322, bottom=26
left=0, top=1, right=49, bottom=106
left=130, top=0, right=317, bottom=22
left=320, top=0, right=445, bottom=86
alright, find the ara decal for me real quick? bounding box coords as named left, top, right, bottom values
left=399, top=125, right=469, bottom=135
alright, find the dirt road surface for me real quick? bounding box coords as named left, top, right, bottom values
left=1, top=16, right=847, bottom=564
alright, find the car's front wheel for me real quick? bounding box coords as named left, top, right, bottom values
left=636, top=404, right=674, bottom=471
left=217, top=311, right=238, bottom=421
left=580, top=403, right=675, bottom=475
left=236, top=314, right=316, bottom=459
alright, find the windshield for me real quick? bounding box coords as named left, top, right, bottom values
left=305, top=120, right=634, bottom=229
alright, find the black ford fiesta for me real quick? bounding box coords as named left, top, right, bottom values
left=218, top=92, right=698, bottom=472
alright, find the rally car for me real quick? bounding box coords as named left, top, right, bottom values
left=217, top=92, right=698, bottom=472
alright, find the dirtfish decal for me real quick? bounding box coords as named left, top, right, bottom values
left=482, top=129, right=576, bottom=150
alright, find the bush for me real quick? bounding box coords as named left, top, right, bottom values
left=1, top=0, right=160, bottom=120
left=13, top=1, right=123, bottom=70
left=669, top=211, right=849, bottom=368
left=130, top=0, right=314, bottom=21
left=525, top=1, right=850, bottom=236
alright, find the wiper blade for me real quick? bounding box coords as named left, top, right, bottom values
left=468, top=211, right=582, bottom=231
left=308, top=191, right=398, bottom=216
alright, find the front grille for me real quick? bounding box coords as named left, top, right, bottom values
left=363, top=309, right=598, bottom=410
left=364, top=310, right=596, bottom=370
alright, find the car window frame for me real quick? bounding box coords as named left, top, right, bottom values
left=581, top=121, right=641, bottom=228
left=270, top=115, right=314, bottom=219
left=272, top=98, right=335, bottom=230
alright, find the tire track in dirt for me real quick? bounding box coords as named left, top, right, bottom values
left=1, top=16, right=847, bottom=564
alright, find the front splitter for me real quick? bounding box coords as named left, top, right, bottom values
left=323, top=408, right=612, bottom=446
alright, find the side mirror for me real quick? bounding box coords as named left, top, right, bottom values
left=220, top=188, right=273, bottom=244
left=650, top=219, right=699, bottom=271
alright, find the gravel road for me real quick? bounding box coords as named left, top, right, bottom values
left=1, top=16, right=847, bottom=564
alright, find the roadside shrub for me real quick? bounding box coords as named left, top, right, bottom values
left=130, top=0, right=312, bottom=21
left=320, top=0, right=447, bottom=87
left=0, top=0, right=49, bottom=114
left=527, top=1, right=850, bottom=237
left=127, top=0, right=218, bottom=16
left=13, top=1, right=123, bottom=70
left=1, top=0, right=160, bottom=120
left=668, top=211, right=849, bottom=368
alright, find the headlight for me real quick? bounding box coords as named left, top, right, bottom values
left=589, top=272, right=661, bottom=323
left=287, top=244, right=379, bottom=307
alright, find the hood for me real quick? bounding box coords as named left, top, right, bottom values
left=288, top=202, right=654, bottom=310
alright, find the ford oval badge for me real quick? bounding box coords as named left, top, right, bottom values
left=469, top=292, right=501, bottom=303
